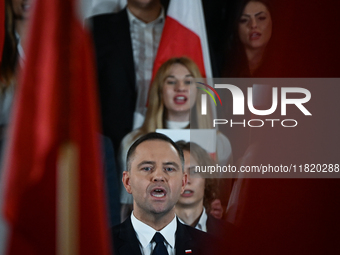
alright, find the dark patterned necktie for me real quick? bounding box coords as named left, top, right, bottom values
left=152, top=232, right=169, bottom=255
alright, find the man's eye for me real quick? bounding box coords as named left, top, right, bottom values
left=258, top=16, right=266, bottom=21
left=165, top=167, right=175, bottom=172
left=142, top=167, right=152, bottom=171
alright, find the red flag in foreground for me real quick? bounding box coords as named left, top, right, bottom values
left=0, top=0, right=111, bottom=254
left=152, top=0, right=212, bottom=79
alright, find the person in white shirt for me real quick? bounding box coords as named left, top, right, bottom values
left=112, top=132, right=221, bottom=255
left=126, top=0, right=165, bottom=129
left=90, top=0, right=165, bottom=160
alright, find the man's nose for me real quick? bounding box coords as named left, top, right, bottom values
left=152, top=168, right=166, bottom=182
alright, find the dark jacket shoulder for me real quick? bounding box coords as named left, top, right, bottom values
left=207, top=214, right=234, bottom=236
left=90, top=8, right=128, bottom=27
left=175, top=220, right=225, bottom=255
left=111, top=217, right=142, bottom=255
left=89, top=9, right=130, bottom=50
left=206, top=215, right=234, bottom=252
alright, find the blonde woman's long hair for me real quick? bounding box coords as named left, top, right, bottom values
left=133, top=57, right=214, bottom=140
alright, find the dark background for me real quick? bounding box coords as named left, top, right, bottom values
left=200, top=1, right=340, bottom=254
left=164, top=1, right=340, bottom=253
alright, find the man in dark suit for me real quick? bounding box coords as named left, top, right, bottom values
left=113, top=132, right=222, bottom=255
left=90, top=0, right=164, bottom=158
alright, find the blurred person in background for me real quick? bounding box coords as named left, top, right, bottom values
left=0, top=0, right=32, bottom=157
left=11, top=0, right=31, bottom=61
left=223, top=0, right=272, bottom=77
left=175, top=141, right=233, bottom=240
left=90, top=0, right=165, bottom=160
left=219, top=0, right=274, bottom=166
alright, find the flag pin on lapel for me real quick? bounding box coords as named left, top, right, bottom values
left=185, top=250, right=192, bottom=254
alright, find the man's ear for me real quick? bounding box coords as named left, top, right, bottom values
left=180, top=173, right=188, bottom=194
left=122, top=171, right=132, bottom=194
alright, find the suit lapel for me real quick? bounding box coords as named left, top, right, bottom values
left=116, top=217, right=142, bottom=255
left=206, top=214, right=218, bottom=234
left=175, top=219, right=194, bottom=255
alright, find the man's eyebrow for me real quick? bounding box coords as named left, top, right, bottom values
left=137, top=161, right=155, bottom=168
left=163, top=161, right=180, bottom=169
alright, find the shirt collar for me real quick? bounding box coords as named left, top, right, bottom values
left=126, top=6, right=165, bottom=26
left=196, top=207, right=208, bottom=232
left=131, top=212, right=177, bottom=249
left=177, top=207, right=208, bottom=232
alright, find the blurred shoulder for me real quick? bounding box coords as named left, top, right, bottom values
left=90, top=8, right=127, bottom=24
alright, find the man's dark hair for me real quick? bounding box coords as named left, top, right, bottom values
left=126, top=132, right=184, bottom=172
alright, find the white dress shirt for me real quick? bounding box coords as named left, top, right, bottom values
left=131, top=212, right=176, bottom=255
left=195, top=207, right=208, bottom=232
left=178, top=207, right=208, bottom=232
left=126, top=7, right=165, bottom=130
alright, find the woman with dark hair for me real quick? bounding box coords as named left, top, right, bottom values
left=0, top=0, right=32, bottom=154
left=224, top=0, right=273, bottom=77
left=1, top=0, right=18, bottom=86
left=0, top=0, right=19, bottom=153
left=220, top=0, right=274, bottom=169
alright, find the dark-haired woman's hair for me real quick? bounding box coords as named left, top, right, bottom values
left=223, top=0, right=272, bottom=77
left=1, top=0, right=18, bottom=88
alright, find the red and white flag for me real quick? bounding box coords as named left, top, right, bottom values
left=0, top=0, right=112, bottom=254
left=152, top=0, right=212, bottom=79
